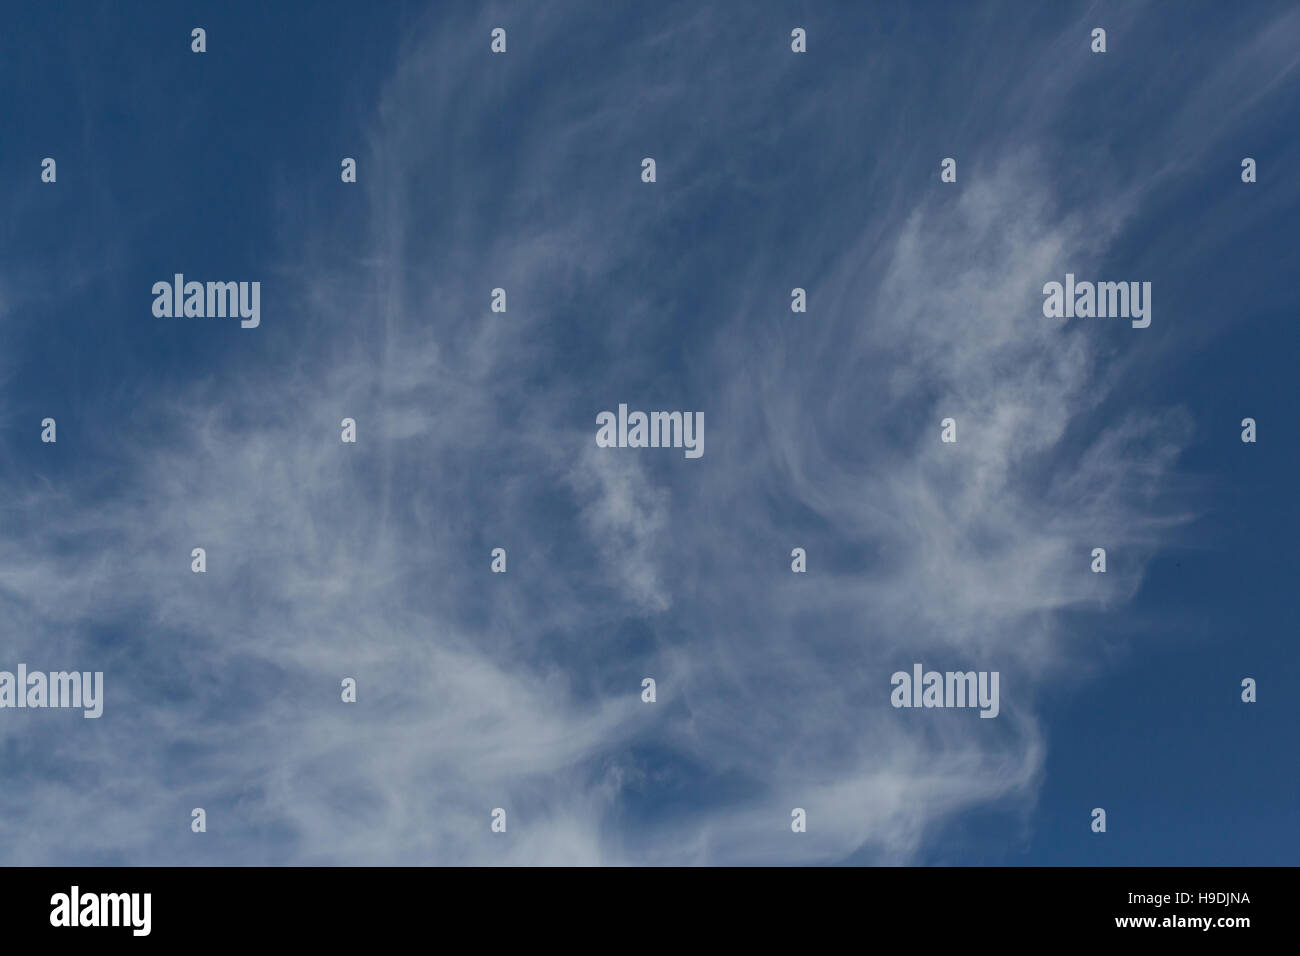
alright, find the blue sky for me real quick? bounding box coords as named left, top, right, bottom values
left=0, top=0, right=1296, bottom=865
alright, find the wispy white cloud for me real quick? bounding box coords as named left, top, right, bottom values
left=4, top=1, right=1292, bottom=865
